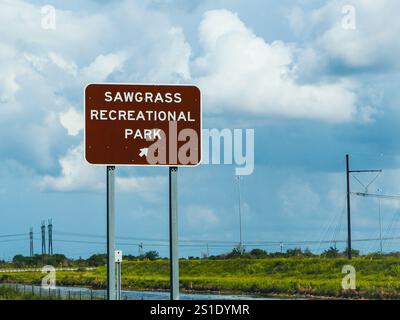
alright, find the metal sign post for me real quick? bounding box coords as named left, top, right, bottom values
left=169, top=167, right=179, bottom=300
left=107, top=166, right=116, bottom=300
left=115, top=250, right=122, bottom=300
left=116, top=262, right=121, bottom=300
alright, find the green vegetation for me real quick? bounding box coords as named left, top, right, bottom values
left=11, top=254, right=73, bottom=268
left=0, top=286, right=57, bottom=300
left=2, top=254, right=400, bottom=299
left=0, top=251, right=162, bottom=269
left=0, top=285, right=100, bottom=300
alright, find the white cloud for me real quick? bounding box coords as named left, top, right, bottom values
left=81, top=52, right=127, bottom=83
left=0, top=0, right=192, bottom=172
left=116, top=175, right=165, bottom=194
left=40, top=143, right=165, bottom=196
left=0, top=44, right=24, bottom=105
left=358, top=105, right=381, bottom=124
left=193, top=9, right=359, bottom=123
left=185, top=205, right=219, bottom=227
left=146, top=27, right=191, bottom=82
left=322, top=1, right=400, bottom=68
left=292, top=0, right=400, bottom=70
left=48, top=52, right=78, bottom=77
left=0, top=1, right=390, bottom=185
left=59, top=108, right=83, bottom=136
left=40, top=144, right=103, bottom=192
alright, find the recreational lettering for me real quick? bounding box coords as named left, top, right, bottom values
left=90, top=109, right=195, bottom=122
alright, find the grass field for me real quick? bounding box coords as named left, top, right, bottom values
left=0, top=286, right=54, bottom=300
left=1, top=257, right=400, bottom=299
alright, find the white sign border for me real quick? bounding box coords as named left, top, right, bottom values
left=83, top=82, right=203, bottom=168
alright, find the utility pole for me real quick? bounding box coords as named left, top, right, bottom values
left=48, top=219, right=53, bottom=255
left=237, top=176, right=243, bottom=252
left=138, top=242, right=143, bottom=256
left=346, top=155, right=351, bottom=260
left=41, top=221, right=46, bottom=255
left=29, top=228, right=34, bottom=256
left=345, top=154, right=382, bottom=260
left=377, top=188, right=383, bottom=254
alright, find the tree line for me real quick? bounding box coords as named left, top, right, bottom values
left=1, top=246, right=399, bottom=268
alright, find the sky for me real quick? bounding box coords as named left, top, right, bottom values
left=1, top=0, right=400, bottom=260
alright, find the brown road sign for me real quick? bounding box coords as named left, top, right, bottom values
left=84, top=83, right=201, bottom=166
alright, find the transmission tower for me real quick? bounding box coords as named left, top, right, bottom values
left=29, top=228, right=34, bottom=256
left=41, top=221, right=46, bottom=255
left=48, top=219, right=53, bottom=255
left=236, top=176, right=243, bottom=253
left=139, top=242, right=144, bottom=256
left=346, top=154, right=382, bottom=260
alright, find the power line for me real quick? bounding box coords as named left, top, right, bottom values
left=23, top=228, right=400, bottom=248
left=331, top=197, right=347, bottom=248
left=351, top=192, right=400, bottom=200
left=0, top=233, right=28, bottom=238
left=49, top=237, right=400, bottom=247
left=52, top=239, right=245, bottom=248
left=42, top=231, right=400, bottom=246
left=0, top=238, right=28, bottom=243
left=54, top=231, right=238, bottom=244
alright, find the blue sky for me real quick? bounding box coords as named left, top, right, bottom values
left=1, top=0, right=400, bottom=259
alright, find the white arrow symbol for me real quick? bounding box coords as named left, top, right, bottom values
left=139, top=148, right=148, bottom=158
